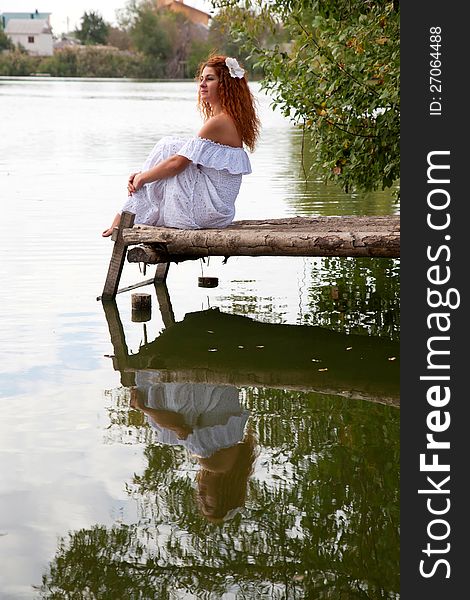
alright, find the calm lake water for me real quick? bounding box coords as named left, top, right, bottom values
left=0, top=78, right=400, bottom=599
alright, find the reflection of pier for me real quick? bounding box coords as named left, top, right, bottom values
left=102, top=284, right=399, bottom=407
left=100, top=212, right=400, bottom=299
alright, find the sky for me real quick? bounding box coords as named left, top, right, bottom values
left=0, top=1, right=213, bottom=35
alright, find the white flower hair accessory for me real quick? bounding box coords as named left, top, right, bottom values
left=225, top=57, right=245, bottom=78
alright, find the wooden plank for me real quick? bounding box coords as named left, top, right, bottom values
left=123, top=216, right=400, bottom=259
left=101, top=211, right=135, bottom=299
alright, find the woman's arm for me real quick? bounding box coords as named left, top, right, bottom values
left=129, top=154, right=190, bottom=194
left=129, top=389, right=192, bottom=440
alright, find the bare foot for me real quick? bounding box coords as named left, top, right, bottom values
left=102, top=213, right=121, bottom=237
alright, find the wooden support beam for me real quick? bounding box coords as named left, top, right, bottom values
left=101, top=299, right=135, bottom=387
left=113, top=277, right=156, bottom=297
left=101, top=211, right=135, bottom=299
left=154, top=262, right=170, bottom=283
left=154, top=282, right=175, bottom=328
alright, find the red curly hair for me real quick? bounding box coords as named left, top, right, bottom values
left=196, top=54, right=260, bottom=152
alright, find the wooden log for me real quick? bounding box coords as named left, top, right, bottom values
left=101, top=211, right=135, bottom=299
left=198, top=277, right=219, bottom=288
left=111, top=277, right=157, bottom=297
left=127, top=245, right=202, bottom=265
left=123, top=216, right=400, bottom=260
left=131, top=293, right=151, bottom=310
left=119, top=367, right=399, bottom=407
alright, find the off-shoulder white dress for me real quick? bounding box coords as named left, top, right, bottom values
left=121, top=136, right=252, bottom=229
left=134, top=372, right=250, bottom=458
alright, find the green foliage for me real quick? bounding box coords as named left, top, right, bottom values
left=128, top=2, right=172, bottom=60
left=0, top=49, right=36, bottom=75
left=75, top=10, right=110, bottom=45
left=212, top=0, right=400, bottom=194
left=38, top=47, right=149, bottom=78
left=0, top=46, right=158, bottom=78
left=187, top=37, right=214, bottom=78
left=0, top=24, right=14, bottom=51
left=207, top=5, right=288, bottom=79
left=117, top=0, right=213, bottom=77
left=38, top=48, right=78, bottom=77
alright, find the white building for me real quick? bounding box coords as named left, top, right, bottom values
left=5, top=18, right=53, bottom=56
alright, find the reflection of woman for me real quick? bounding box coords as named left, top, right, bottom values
left=195, top=429, right=257, bottom=523
left=102, top=54, right=260, bottom=236
left=130, top=374, right=257, bottom=522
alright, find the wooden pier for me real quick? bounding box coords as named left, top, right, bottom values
left=101, top=212, right=400, bottom=300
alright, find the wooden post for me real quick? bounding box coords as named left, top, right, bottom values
left=101, top=211, right=135, bottom=299
left=154, top=282, right=175, bottom=328
left=198, top=277, right=218, bottom=288
left=101, top=299, right=135, bottom=387
left=154, top=262, right=170, bottom=284
left=131, top=293, right=152, bottom=322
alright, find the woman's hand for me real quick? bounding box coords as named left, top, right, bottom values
left=127, top=171, right=145, bottom=196
left=127, top=172, right=138, bottom=196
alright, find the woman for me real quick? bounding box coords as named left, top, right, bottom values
left=102, top=55, right=260, bottom=236
left=129, top=377, right=258, bottom=523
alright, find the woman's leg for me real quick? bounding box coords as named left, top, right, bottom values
left=102, top=137, right=185, bottom=236
left=102, top=212, right=121, bottom=237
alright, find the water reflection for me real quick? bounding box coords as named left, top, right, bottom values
left=130, top=379, right=255, bottom=523
left=282, top=128, right=400, bottom=217
left=39, top=294, right=399, bottom=599
left=103, top=296, right=399, bottom=405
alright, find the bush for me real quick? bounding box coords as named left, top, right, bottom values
left=0, top=50, right=37, bottom=75
left=31, top=46, right=155, bottom=78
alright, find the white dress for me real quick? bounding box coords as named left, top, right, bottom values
left=134, top=372, right=250, bottom=458
left=121, top=136, right=252, bottom=229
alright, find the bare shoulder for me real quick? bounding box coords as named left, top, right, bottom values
left=197, top=114, right=242, bottom=148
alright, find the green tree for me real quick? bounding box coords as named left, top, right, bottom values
left=213, top=0, right=400, bottom=194
left=128, top=2, right=171, bottom=60
left=0, top=24, right=14, bottom=51
left=76, top=10, right=110, bottom=45
left=119, top=1, right=213, bottom=78
left=207, top=5, right=287, bottom=79
left=187, top=37, right=213, bottom=78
